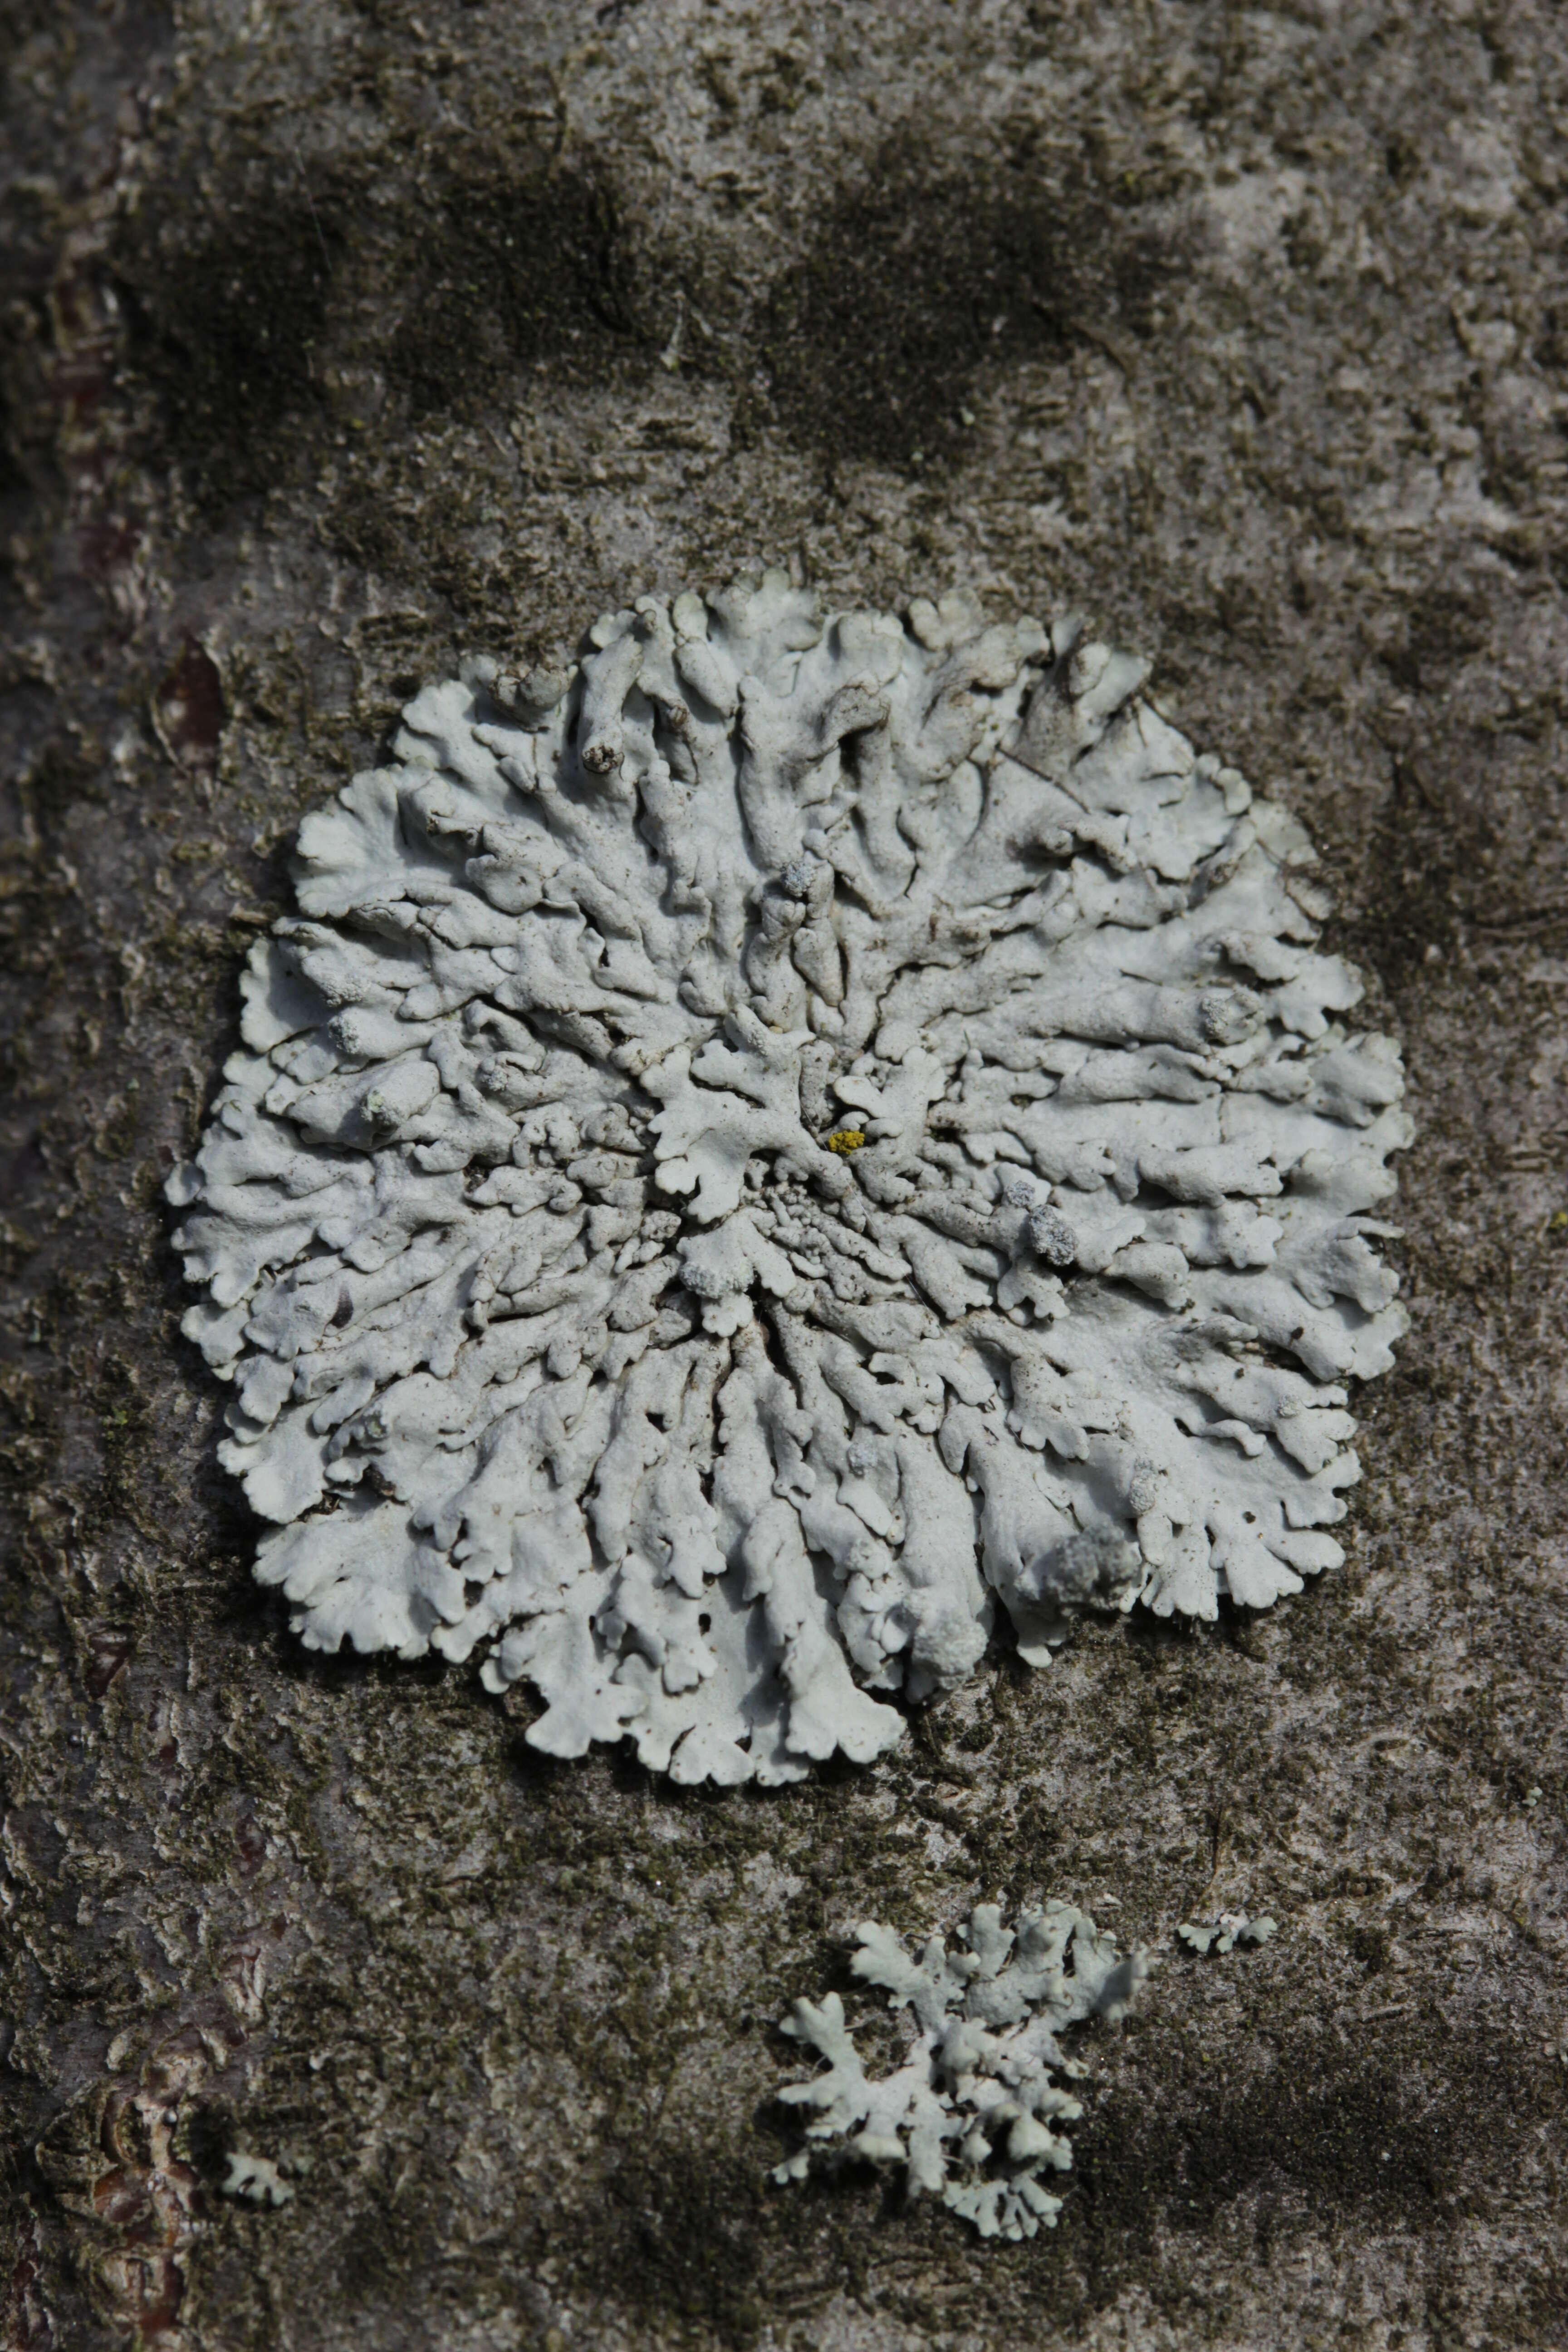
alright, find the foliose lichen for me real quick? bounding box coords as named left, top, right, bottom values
left=1178, top=1912, right=1278, bottom=1955
left=168, top=570, right=1411, bottom=1782
left=773, top=1900, right=1150, bottom=2240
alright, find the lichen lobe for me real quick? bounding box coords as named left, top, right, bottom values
left=169, top=570, right=1411, bottom=1783
left=774, top=1900, right=1152, bottom=2242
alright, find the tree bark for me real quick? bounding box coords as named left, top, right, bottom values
left=2, top=3, right=1565, bottom=2345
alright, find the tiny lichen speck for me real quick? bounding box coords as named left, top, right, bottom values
left=170, top=572, right=1411, bottom=1783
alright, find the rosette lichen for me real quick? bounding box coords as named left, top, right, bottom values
left=773, top=1900, right=1150, bottom=2240
left=169, top=570, right=1410, bottom=1782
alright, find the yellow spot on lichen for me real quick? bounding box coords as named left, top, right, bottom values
left=826, top=1129, right=866, bottom=1155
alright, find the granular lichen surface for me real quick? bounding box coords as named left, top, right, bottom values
left=1, top=3, right=1567, bottom=2349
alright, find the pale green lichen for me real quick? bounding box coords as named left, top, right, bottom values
left=773, top=1899, right=1150, bottom=2241
left=1177, top=1911, right=1278, bottom=1955
left=168, top=572, right=1410, bottom=1784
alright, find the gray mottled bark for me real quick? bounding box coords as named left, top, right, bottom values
left=2, top=3, right=1565, bottom=2346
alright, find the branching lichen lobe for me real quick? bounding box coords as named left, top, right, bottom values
left=775, top=1898, right=1150, bottom=2242
left=170, top=573, right=1410, bottom=1782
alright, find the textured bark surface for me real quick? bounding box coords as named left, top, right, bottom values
left=2, top=4, right=1567, bottom=2347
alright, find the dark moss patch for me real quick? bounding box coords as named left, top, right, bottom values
left=1068, top=2012, right=1562, bottom=2310
left=114, top=193, right=342, bottom=501
left=0, top=366, right=31, bottom=534
left=0, top=0, right=58, bottom=81
left=566, top=2143, right=768, bottom=2345
left=386, top=165, right=641, bottom=420
left=1337, top=712, right=1568, bottom=1009
left=1083, top=2052, right=1452, bottom=2243
left=114, top=152, right=652, bottom=510
left=1335, top=756, right=1482, bottom=994
left=756, top=139, right=1176, bottom=473
left=328, top=2188, right=448, bottom=2309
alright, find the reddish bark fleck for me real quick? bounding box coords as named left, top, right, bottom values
left=153, top=640, right=225, bottom=772
left=83, top=1630, right=132, bottom=1700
